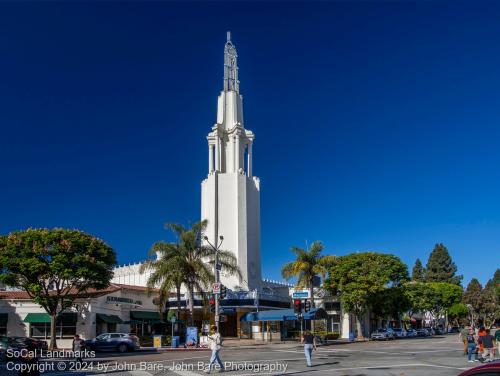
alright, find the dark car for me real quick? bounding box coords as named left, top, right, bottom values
left=9, top=337, right=48, bottom=352
left=85, top=333, right=140, bottom=353
left=416, top=328, right=430, bottom=337
left=458, top=360, right=500, bottom=376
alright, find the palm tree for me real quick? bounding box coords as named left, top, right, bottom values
left=281, top=241, right=336, bottom=317
left=141, top=220, right=241, bottom=326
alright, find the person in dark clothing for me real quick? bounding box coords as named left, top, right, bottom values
left=466, top=328, right=479, bottom=363
left=301, top=331, right=317, bottom=367
left=480, top=329, right=496, bottom=362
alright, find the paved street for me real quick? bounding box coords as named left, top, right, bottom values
left=1, top=334, right=487, bottom=376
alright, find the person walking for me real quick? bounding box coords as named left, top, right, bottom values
left=466, top=328, right=479, bottom=363
left=480, top=329, right=496, bottom=362
left=72, top=334, right=85, bottom=364
left=301, top=330, right=317, bottom=367
left=477, top=326, right=487, bottom=361
left=205, top=325, right=224, bottom=373
left=459, top=326, right=469, bottom=355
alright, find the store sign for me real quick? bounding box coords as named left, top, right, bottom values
left=291, top=290, right=310, bottom=299
left=106, top=296, right=142, bottom=306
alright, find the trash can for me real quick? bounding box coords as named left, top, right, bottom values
left=172, top=335, right=180, bottom=348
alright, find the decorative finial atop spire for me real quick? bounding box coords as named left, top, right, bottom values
left=223, top=31, right=239, bottom=93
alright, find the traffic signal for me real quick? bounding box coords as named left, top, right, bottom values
left=209, top=297, right=215, bottom=313
left=294, top=299, right=302, bottom=314
left=304, top=299, right=311, bottom=313
left=220, top=284, right=227, bottom=300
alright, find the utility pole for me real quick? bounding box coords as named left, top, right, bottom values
left=204, top=235, right=224, bottom=333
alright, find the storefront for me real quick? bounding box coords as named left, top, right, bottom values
left=0, top=283, right=161, bottom=348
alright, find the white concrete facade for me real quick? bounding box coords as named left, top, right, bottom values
left=201, top=33, right=262, bottom=291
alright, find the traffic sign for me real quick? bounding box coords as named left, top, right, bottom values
left=219, top=307, right=235, bottom=314
left=212, top=283, right=221, bottom=294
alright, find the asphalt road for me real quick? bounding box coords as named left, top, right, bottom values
left=0, top=334, right=488, bottom=376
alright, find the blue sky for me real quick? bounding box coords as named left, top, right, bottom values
left=0, top=1, right=499, bottom=286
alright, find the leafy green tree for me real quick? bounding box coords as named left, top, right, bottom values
left=325, top=252, right=409, bottom=339
left=368, top=286, right=411, bottom=324
left=481, top=278, right=500, bottom=328
left=428, top=282, right=463, bottom=324
left=142, top=221, right=241, bottom=326
left=448, top=303, right=469, bottom=326
left=281, top=241, right=336, bottom=308
left=463, top=278, right=483, bottom=325
left=0, top=228, right=116, bottom=350
left=411, top=259, right=425, bottom=281
left=405, top=281, right=462, bottom=326
left=425, top=243, right=462, bottom=284
left=492, top=269, right=500, bottom=301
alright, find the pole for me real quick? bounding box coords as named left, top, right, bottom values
left=214, top=245, right=220, bottom=332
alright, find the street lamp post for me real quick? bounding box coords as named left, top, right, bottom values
left=204, top=235, right=224, bottom=333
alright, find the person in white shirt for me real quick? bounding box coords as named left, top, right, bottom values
left=205, top=325, right=224, bottom=373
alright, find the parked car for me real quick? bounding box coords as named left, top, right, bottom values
left=416, top=328, right=430, bottom=337
left=0, top=336, right=9, bottom=362
left=9, top=337, right=48, bottom=352
left=370, top=329, right=395, bottom=341
left=85, top=333, right=140, bottom=353
left=457, top=360, right=500, bottom=376
left=448, top=326, right=460, bottom=333
left=392, top=328, right=407, bottom=338
left=406, top=329, right=417, bottom=337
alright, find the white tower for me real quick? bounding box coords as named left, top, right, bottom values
left=201, top=32, right=262, bottom=291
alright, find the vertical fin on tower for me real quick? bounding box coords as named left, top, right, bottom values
left=224, top=31, right=239, bottom=93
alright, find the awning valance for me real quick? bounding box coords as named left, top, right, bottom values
left=130, top=311, right=161, bottom=321
left=96, top=313, right=123, bottom=324
left=240, top=309, right=296, bottom=322
left=24, top=313, right=51, bottom=323
left=240, top=308, right=328, bottom=322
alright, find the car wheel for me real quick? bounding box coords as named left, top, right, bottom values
left=117, top=344, right=128, bottom=353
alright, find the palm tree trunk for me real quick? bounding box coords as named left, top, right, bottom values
left=188, top=286, right=195, bottom=326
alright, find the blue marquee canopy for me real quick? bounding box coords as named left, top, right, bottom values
left=240, top=308, right=327, bottom=322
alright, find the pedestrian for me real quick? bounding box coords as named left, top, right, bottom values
left=459, top=326, right=469, bottom=355
left=480, top=329, right=496, bottom=362
left=72, top=334, right=85, bottom=364
left=477, top=326, right=487, bottom=361
left=205, top=325, right=224, bottom=373
left=301, top=330, right=317, bottom=367
left=466, top=328, right=479, bottom=363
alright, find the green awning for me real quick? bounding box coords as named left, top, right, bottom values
left=24, top=313, right=51, bottom=323
left=130, top=311, right=161, bottom=321
left=96, top=313, right=123, bottom=324
left=0, top=313, right=8, bottom=325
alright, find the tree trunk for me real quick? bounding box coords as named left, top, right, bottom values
left=188, top=287, right=195, bottom=326
left=356, top=314, right=363, bottom=340
left=49, top=313, right=57, bottom=350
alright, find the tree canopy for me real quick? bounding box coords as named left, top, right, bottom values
left=325, top=252, right=409, bottom=338
left=411, top=258, right=424, bottom=281
left=0, top=228, right=116, bottom=349
left=424, top=243, right=462, bottom=284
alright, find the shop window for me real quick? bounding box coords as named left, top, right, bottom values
left=30, top=313, right=77, bottom=339
left=324, top=302, right=341, bottom=311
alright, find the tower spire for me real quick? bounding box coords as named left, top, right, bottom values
left=223, top=31, right=239, bottom=93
